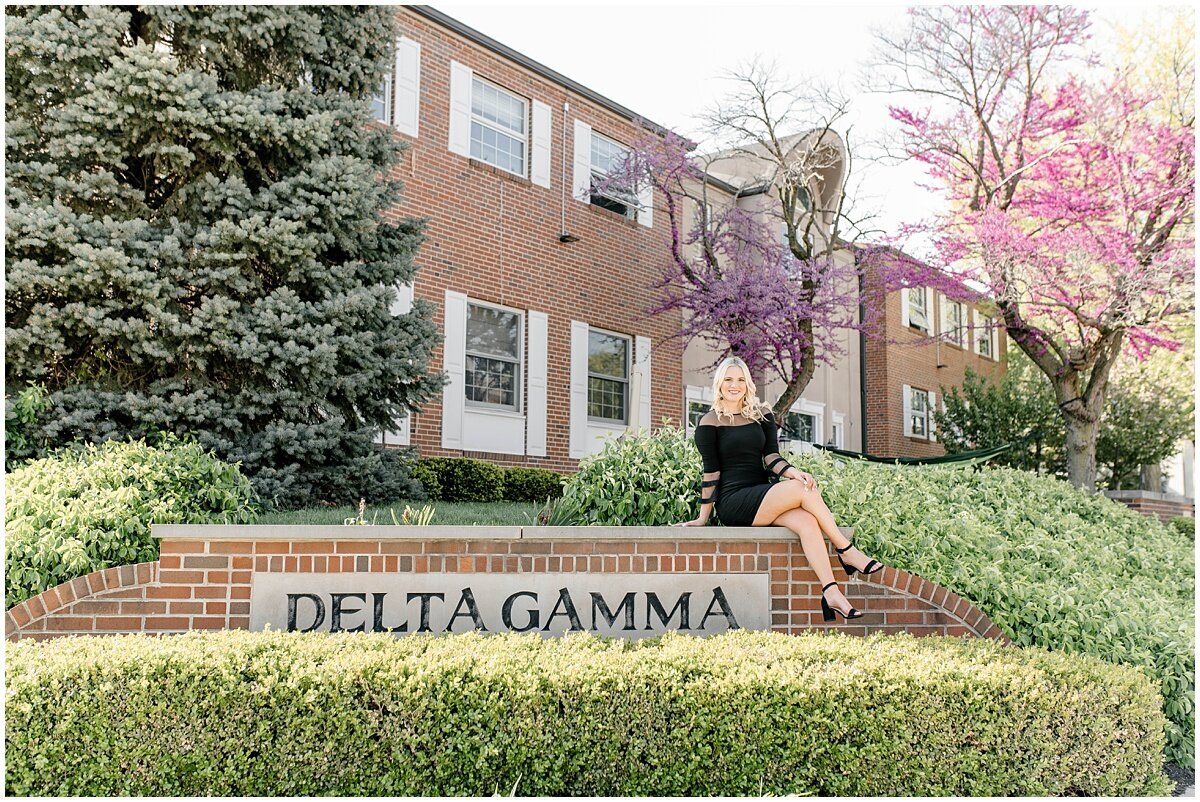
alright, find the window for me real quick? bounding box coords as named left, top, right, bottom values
left=587, top=329, right=630, bottom=423
left=465, top=302, right=522, bottom=411
left=470, top=77, right=526, bottom=176
left=783, top=411, right=817, bottom=444
left=370, top=74, right=391, bottom=124
left=975, top=313, right=996, bottom=359
left=908, top=387, right=930, bottom=438
left=686, top=400, right=708, bottom=432
left=830, top=420, right=844, bottom=448
left=590, top=132, right=636, bottom=219
left=941, top=297, right=966, bottom=347
left=907, top=288, right=930, bottom=332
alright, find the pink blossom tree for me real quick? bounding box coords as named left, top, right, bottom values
left=871, top=6, right=1195, bottom=489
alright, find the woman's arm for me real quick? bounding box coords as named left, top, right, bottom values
left=760, top=410, right=812, bottom=485
left=686, top=423, right=721, bottom=526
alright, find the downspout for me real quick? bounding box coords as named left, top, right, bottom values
left=857, top=251, right=869, bottom=453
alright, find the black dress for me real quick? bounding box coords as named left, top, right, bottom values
left=694, top=410, right=783, bottom=526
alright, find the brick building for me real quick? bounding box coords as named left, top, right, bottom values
left=372, top=6, right=684, bottom=471
left=369, top=7, right=1004, bottom=468
left=860, top=247, right=1007, bottom=458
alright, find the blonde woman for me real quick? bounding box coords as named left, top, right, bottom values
left=676, top=357, right=884, bottom=621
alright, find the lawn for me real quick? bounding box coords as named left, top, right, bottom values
left=254, top=501, right=543, bottom=527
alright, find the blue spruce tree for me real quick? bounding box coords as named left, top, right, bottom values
left=5, top=6, right=443, bottom=506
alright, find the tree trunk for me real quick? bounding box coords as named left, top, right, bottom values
left=1062, top=405, right=1101, bottom=490
left=772, top=330, right=817, bottom=419
left=1140, top=463, right=1163, bottom=492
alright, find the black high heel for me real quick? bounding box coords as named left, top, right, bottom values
left=821, top=581, right=863, bottom=621
left=836, top=541, right=884, bottom=577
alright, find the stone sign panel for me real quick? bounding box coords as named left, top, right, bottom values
left=250, top=572, right=771, bottom=638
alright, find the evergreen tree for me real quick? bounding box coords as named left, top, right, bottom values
left=5, top=6, right=443, bottom=507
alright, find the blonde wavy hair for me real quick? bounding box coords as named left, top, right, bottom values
left=711, top=356, right=768, bottom=423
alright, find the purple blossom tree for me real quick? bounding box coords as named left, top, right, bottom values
left=603, top=62, right=961, bottom=418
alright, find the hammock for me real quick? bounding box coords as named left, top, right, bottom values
left=806, top=430, right=1043, bottom=467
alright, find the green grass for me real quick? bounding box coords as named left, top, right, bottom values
left=254, top=501, right=543, bottom=527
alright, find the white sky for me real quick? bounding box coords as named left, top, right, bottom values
left=437, top=2, right=1161, bottom=256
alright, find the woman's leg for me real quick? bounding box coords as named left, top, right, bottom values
left=770, top=508, right=855, bottom=616
left=753, top=480, right=879, bottom=573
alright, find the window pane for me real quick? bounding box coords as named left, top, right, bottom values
left=687, top=401, right=708, bottom=429
left=369, top=80, right=388, bottom=123
left=588, top=331, right=628, bottom=379
left=588, top=376, right=626, bottom=422
left=465, top=355, right=516, bottom=407
left=467, top=304, right=519, bottom=359
left=783, top=412, right=815, bottom=443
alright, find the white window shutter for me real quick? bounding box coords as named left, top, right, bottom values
left=392, top=37, right=420, bottom=137
left=990, top=321, right=999, bottom=360
left=569, top=321, right=589, bottom=458
left=925, top=288, right=934, bottom=330
left=635, top=336, right=651, bottom=429
left=928, top=390, right=937, bottom=441
left=441, top=290, right=467, bottom=449
left=902, top=383, right=913, bottom=437
left=531, top=101, right=552, bottom=188
left=525, top=311, right=549, bottom=456
left=572, top=120, right=592, bottom=202
left=637, top=181, right=653, bottom=228
left=448, top=61, right=472, bottom=157
left=390, top=283, right=413, bottom=316
left=900, top=288, right=911, bottom=329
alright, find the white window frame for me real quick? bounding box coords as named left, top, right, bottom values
left=904, top=287, right=931, bottom=333
left=830, top=412, right=845, bottom=448
left=469, top=76, right=528, bottom=178
left=684, top=384, right=714, bottom=436
left=973, top=310, right=999, bottom=360
left=587, top=327, right=632, bottom=425
left=782, top=398, right=825, bottom=448
left=941, top=296, right=967, bottom=348
left=370, top=72, right=392, bottom=125
left=904, top=385, right=932, bottom=439
left=464, top=299, right=524, bottom=413
left=589, top=130, right=638, bottom=220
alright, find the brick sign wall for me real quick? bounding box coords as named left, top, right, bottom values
left=6, top=526, right=1006, bottom=642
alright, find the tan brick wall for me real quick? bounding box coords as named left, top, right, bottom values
left=7, top=534, right=1007, bottom=642
left=384, top=9, right=684, bottom=473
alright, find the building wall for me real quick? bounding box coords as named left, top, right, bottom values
left=381, top=8, right=684, bottom=471
left=865, top=279, right=1007, bottom=458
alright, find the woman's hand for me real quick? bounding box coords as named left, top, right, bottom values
left=674, top=517, right=708, bottom=527
left=787, top=470, right=817, bottom=490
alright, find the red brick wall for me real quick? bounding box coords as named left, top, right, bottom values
left=7, top=533, right=1007, bottom=642
left=1104, top=492, right=1195, bottom=522
left=864, top=278, right=1006, bottom=458
left=385, top=9, right=683, bottom=472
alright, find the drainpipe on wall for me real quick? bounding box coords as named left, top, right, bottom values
left=857, top=252, right=869, bottom=453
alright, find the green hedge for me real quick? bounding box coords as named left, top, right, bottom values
left=4, top=437, right=259, bottom=608
left=502, top=466, right=563, bottom=503
left=788, top=451, right=1195, bottom=768
left=417, top=457, right=505, bottom=503
left=5, top=630, right=1170, bottom=796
